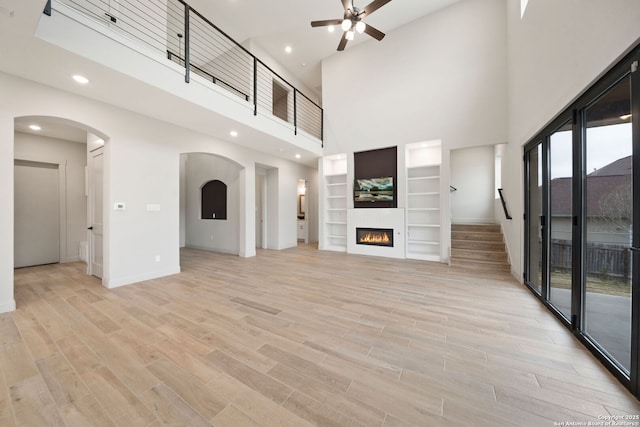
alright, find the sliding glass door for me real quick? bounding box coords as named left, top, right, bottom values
left=549, top=121, right=573, bottom=321
left=524, top=47, right=640, bottom=393
left=583, top=75, right=633, bottom=373
left=525, top=144, right=544, bottom=295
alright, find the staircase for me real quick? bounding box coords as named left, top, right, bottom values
left=450, top=224, right=510, bottom=273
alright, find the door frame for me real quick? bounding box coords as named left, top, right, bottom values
left=87, top=144, right=105, bottom=280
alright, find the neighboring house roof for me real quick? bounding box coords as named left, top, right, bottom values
left=588, top=155, right=631, bottom=176
left=550, top=156, right=631, bottom=217
left=550, top=177, right=571, bottom=216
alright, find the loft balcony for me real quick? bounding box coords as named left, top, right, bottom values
left=37, top=0, right=323, bottom=160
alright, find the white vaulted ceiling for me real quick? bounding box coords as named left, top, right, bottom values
left=173, top=0, right=461, bottom=95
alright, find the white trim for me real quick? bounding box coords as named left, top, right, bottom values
left=0, top=299, right=16, bottom=314
left=104, top=266, right=181, bottom=289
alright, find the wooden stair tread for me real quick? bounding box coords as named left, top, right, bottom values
left=450, top=223, right=510, bottom=272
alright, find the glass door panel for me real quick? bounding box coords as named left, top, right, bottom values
left=527, top=144, right=543, bottom=294
left=584, top=75, right=633, bottom=373
left=549, top=121, right=573, bottom=320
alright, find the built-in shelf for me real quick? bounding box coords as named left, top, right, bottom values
left=406, top=144, right=442, bottom=261
left=321, top=156, right=348, bottom=252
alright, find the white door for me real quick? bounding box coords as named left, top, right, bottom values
left=14, top=160, right=60, bottom=268
left=88, top=148, right=104, bottom=279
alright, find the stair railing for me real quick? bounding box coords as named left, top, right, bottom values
left=497, top=188, right=512, bottom=220
left=48, top=0, right=323, bottom=144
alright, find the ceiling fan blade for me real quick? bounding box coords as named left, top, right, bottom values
left=311, top=19, right=343, bottom=27
left=337, top=32, right=349, bottom=51
left=361, top=0, right=391, bottom=16
left=363, top=23, right=385, bottom=41
left=341, top=0, right=352, bottom=12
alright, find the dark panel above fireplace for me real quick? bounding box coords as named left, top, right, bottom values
left=354, top=146, right=397, bottom=209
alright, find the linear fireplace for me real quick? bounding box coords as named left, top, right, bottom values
left=356, top=227, right=394, bottom=247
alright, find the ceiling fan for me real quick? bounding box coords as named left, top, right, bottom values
left=311, top=0, right=392, bottom=51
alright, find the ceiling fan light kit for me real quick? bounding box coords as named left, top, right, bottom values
left=311, top=0, right=392, bottom=51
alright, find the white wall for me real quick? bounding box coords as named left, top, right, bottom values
left=184, top=153, right=241, bottom=254
left=320, top=0, right=506, bottom=262
left=321, top=0, right=507, bottom=156
left=503, top=0, right=640, bottom=279
left=14, top=131, right=87, bottom=263
left=0, top=71, right=317, bottom=312
left=450, top=145, right=495, bottom=224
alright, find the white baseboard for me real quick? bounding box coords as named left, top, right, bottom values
left=0, top=299, right=16, bottom=314
left=105, top=266, right=181, bottom=289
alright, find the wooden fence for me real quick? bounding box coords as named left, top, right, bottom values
left=550, top=239, right=631, bottom=280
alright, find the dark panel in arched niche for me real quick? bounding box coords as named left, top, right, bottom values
left=201, top=180, right=227, bottom=220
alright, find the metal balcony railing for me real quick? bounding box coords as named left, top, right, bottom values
left=50, top=0, right=324, bottom=143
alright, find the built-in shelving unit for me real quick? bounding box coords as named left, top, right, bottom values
left=406, top=142, right=442, bottom=261
left=321, top=154, right=348, bottom=251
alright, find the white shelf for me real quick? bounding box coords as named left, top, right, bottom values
left=322, top=168, right=347, bottom=250
left=406, top=145, right=442, bottom=261
left=407, top=240, right=440, bottom=245
left=408, top=176, right=439, bottom=181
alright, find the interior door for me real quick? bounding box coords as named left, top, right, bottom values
left=88, top=148, right=104, bottom=279
left=14, top=160, right=60, bottom=268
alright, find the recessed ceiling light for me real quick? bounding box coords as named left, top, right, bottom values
left=229, top=130, right=238, bottom=137
left=29, top=124, right=41, bottom=131
left=285, top=46, right=292, bottom=54
left=327, top=25, right=335, bottom=33
left=72, top=74, right=89, bottom=84
left=295, top=154, right=301, bottom=159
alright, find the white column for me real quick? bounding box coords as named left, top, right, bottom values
left=239, top=164, right=256, bottom=257
left=0, top=113, right=16, bottom=312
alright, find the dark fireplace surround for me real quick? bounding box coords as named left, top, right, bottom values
left=356, top=227, right=394, bottom=247
left=353, top=147, right=398, bottom=249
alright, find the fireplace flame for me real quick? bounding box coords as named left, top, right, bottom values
left=359, top=232, right=391, bottom=244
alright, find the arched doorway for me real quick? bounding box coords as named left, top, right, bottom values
left=13, top=115, right=108, bottom=283
left=179, top=152, right=243, bottom=255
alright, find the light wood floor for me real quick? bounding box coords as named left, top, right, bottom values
left=2, top=245, right=639, bottom=426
